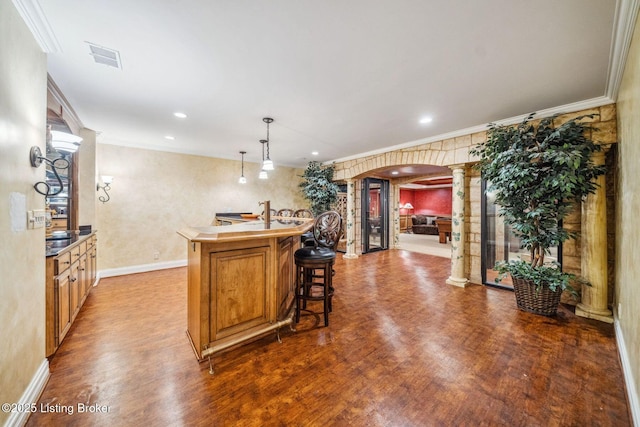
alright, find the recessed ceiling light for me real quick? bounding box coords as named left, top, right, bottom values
left=165, top=135, right=175, bottom=140
left=391, top=171, right=399, bottom=175
left=311, top=151, right=319, bottom=156
left=174, top=112, right=187, bottom=119
left=419, top=116, right=433, bottom=124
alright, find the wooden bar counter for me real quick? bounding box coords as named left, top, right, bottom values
left=177, top=217, right=313, bottom=362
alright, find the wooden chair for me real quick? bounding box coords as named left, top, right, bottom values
left=260, top=208, right=277, bottom=219
left=294, top=209, right=315, bottom=245
left=293, top=209, right=314, bottom=218
left=294, top=211, right=342, bottom=326
left=276, top=208, right=295, bottom=217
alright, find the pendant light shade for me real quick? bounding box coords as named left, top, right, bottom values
left=238, top=151, right=247, bottom=184
left=260, top=139, right=273, bottom=171
left=259, top=140, right=268, bottom=179
left=262, top=117, right=274, bottom=170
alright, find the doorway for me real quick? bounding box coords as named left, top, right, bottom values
left=362, top=178, right=389, bottom=253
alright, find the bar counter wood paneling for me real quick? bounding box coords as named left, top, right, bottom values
left=177, top=218, right=313, bottom=361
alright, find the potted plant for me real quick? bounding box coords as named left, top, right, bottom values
left=299, top=161, right=340, bottom=216
left=470, top=113, right=606, bottom=315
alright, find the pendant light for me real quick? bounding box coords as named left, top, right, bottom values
left=238, top=151, right=247, bottom=184
left=262, top=117, right=274, bottom=171
left=259, top=140, right=268, bottom=179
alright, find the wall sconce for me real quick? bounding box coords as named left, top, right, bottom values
left=97, top=175, right=113, bottom=203
left=30, top=146, right=69, bottom=197
left=261, top=117, right=274, bottom=171
left=259, top=140, right=268, bottom=180
left=238, top=151, right=247, bottom=184
left=50, top=130, right=82, bottom=154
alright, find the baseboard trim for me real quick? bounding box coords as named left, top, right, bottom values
left=4, top=359, right=49, bottom=427
left=98, top=259, right=187, bottom=279
left=614, top=311, right=640, bottom=426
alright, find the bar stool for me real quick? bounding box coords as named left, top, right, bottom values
left=294, top=209, right=315, bottom=246
left=294, top=211, right=342, bottom=327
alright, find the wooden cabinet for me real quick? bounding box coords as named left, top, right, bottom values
left=54, top=268, right=71, bottom=346
left=277, top=236, right=296, bottom=319
left=400, top=215, right=412, bottom=232
left=46, top=233, right=97, bottom=357
left=209, top=245, right=271, bottom=341
left=180, top=221, right=308, bottom=361
left=87, top=236, right=97, bottom=289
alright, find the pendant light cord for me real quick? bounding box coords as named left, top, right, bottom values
left=266, top=120, right=270, bottom=159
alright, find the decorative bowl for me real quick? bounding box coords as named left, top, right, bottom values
left=240, top=214, right=260, bottom=219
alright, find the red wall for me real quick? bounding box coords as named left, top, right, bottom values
left=369, top=190, right=380, bottom=216
left=400, top=188, right=452, bottom=216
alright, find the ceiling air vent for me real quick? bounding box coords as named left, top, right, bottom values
left=87, top=42, right=122, bottom=69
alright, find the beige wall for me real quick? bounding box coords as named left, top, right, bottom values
left=78, top=128, right=97, bottom=228
left=615, top=10, right=640, bottom=416
left=0, top=0, right=48, bottom=424
left=96, top=144, right=307, bottom=270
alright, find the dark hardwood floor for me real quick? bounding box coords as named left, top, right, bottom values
left=28, top=250, right=630, bottom=426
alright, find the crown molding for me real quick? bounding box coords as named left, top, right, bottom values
left=329, top=96, right=616, bottom=165
left=330, top=0, right=638, bottom=167
left=605, top=0, right=640, bottom=101
left=11, top=0, right=61, bottom=53
left=47, top=75, right=84, bottom=132
left=400, top=183, right=452, bottom=190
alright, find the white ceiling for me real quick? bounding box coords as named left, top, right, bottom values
left=21, top=0, right=628, bottom=169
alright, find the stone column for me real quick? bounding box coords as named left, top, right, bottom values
left=446, top=165, right=469, bottom=287
left=343, top=178, right=358, bottom=259
left=576, top=151, right=612, bottom=323
left=392, top=183, right=401, bottom=249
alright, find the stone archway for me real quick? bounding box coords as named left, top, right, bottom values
left=329, top=105, right=617, bottom=303
left=331, top=134, right=481, bottom=287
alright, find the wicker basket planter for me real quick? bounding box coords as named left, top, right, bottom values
left=512, top=277, right=563, bottom=316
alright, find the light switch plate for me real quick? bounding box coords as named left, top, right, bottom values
left=28, top=209, right=46, bottom=229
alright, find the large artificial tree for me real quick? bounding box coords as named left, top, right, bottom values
left=470, top=113, right=606, bottom=313
left=299, top=161, right=340, bottom=216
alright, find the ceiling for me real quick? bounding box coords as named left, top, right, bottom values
left=21, top=0, right=627, bottom=171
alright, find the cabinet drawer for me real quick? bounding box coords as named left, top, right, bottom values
left=54, top=252, right=72, bottom=275
left=70, top=245, right=82, bottom=262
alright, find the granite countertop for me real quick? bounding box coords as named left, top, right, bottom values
left=46, top=230, right=94, bottom=257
